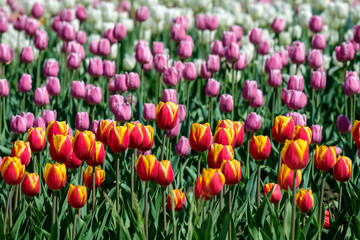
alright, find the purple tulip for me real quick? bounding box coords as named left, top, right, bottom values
left=103, top=28, right=117, bottom=45
left=97, top=38, right=111, bottom=57
left=242, top=80, right=258, bottom=101
left=310, top=68, right=326, bottom=90
left=162, top=89, right=177, bottom=104
left=177, top=40, right=193, bottom=59
left=89, top=40, right=99, bottom=55
left=0, top=79, right=9, bottom=97
left=25, top=18, right=39, bottom=36
left=182, top=62, right=197, bottom=81
left=286, top=112, right=306, bottom=126
left=75, top=112, right=89, bottom=131
left=343, top=71, right=360, bottom=97
left=76, top=31, right=87, bottom=45
left=89, top=120, right=99, bottom=134
left=42, top=110, right=57, bottom=126
left=257, top=41, right=270, bottom=55
left=20, top=46, right=33, bottom=64
left=135, top=6, right=149, bottom=22
left=311, top=34, right=327, bottom=50
left=109, top=94, right=124, bottom=114
left=18, top=74, right=32, bottom=93
left=230, top=25, right=243, bottom=41
left=103, top=60, right=116, bottom=78
left=46, top=77, right=60, bottom=96
left=308, top=16, right=323, bottom=33
left=66, top=52, right=81, bottom=70
left=200, top=63, right=212, bottom=79
left=71, top=81, right=86, bottom=99
left=249, top=89, right=264, bottom=108
left=113, top=74, right=128, bottom=93
left=126, top=72, right=140, bottom=90
left=224, top=42, right=240, bottom=63
left=114, top=104, right=131, bottom=122
left=143, top=103, right=156, bottom=121
left=33, top=117, right=46, bottom=129
left=33, top=86, right=50, bottom=107
left=20, top=112, right=34, bottom=130
left=166, top=118, right=180, bottom=138
left=249, top=28, right=262, bottom=45
left=287, top=75, right=304, bottom=91
left=222, top=31, right=236, bottom=47
left=86, top=85, right=102, bottom=105
left=113, top=23, right=127, bottom=41
left=205, top=15, right=218, bottom=31
left=245, top=112, right=262, bottom=133
left=171, top=23, right=186, bottom=42
left=276, top=51, right=289, bottom=66
left=178, top=104, right=187, bottom=122
left=14, top=15, right=27, bottom=31
left=337, top=115, right=352, bottom=134
left=10, top=115, right=27, bottom=134
left=211, top=40, right=224, bottom=57
left=43, top=59, right=59, bottom=77
left=307, top=49, right=322, bottom=69
left=125, top=95, right=137, bottom=106
left=205, top=78, right=221, bottom=98
left=163, top=67, right=180, bottom=87
left=152, top=42, right=164, bottom=55
left=173, top=61, right=184, bottom=78
left=220, top=94, right=233, bottom=113
left=60, top=22, right=75, bottom=41
left=196, top=14, right=206, bottom=31
left=88, top=58, right=103, bottom=77
left=310, top=125, right=323, bottom=144
left=288, top=41, right=306, bottom=64
left=206, top=55, right=220, bottom=73
left=268, top=69, right=282, bottom=88
left=34, top=29, right=48, bottom=50
left=176, top=136, right=190, bottom=157
left=271, top=17, right=285, bottom=33
left=60, top=9, right=73, bottom=22
left=154, top=54, right=168, bottom=73
left=265, top=54, right=282, bottom=74
left=335, top=42, right=355, bottom=62
left=284, top=89, right=308, bottom=110
left=76, top=5, right=87, bottom=22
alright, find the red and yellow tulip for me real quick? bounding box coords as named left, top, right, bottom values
left=220, top=159, right=242, bottom=185
left=296, top=188, right=314, bottom=213
left=233, top=121, right=245, bottom=148
left=155, top=160, right=174, bottom=186
left=84, top=166, right=105, bottom=189
left=167, top=189, right=186, bottom=211
left=126, top=122, right=144, bottom=149
left=0, top=156, right=25, bottom=185
left=155, top=101, right=178, bottom=131
left=27, top=127, right=46, bottom=152
left=249, top=135, right=271, bottom=161
left=86, top=141, right=105, bottom=166
left=44, top=162, right=67, bottom=190
left=213, top=127, right=235, bottom=147
left=189, top=123, right=212, bottom=152
left=11, top=140, right=31, bottom=166
left=67, top=184, right=87, bottom=209
left=136, top=154, right=159, bottom=181
left=108, top=125, right=130, bottom=153
left=292, top=125, right=312, bottom=145
left=207, top=143, right=234, bottom=169
left=281, top=139, right=309, bottom=170
left=351, top=120, right=360, bottom=149
left=46, top=121, right=68, bottom=141
left=333, top=156, right=352, bottom=182
left=96, top=120, right=116, bottom=146
left=272, top=115, right=295, bottom=143
left=49, top=134, right=73, bottom=163
left=278, top=163, right=302, bottom=191
left=314, top=145, right=336, bottom=172
left=263, top=183, right=281, bottom=204
left=72, top=130, right=96, bottom=161
left=195, top=176, right=210, bottom=200
left=201, top=168, right=225, bottom=196
left=138, top=125, right=154, bottom=152
left=64, top=152, right=82, bottom=170
left=21, top=172, right=40, bottom=197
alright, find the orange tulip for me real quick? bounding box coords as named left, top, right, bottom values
left=220, top=159, right=242, bottom=185
left=296, top=188, right=314, bottom=213
left=72, top=130, right=96, bottom=161
left=189, top=123, right=212, bottom=152
left=249, top=135, right=271, bottom=161
left=0, top=156, right=25, bottom=185
left=126, top=122, right=144, bottom=149
left=195, top=176, right=210, bottom=200
left=155, top=160, right=174, bottom=186
left=281, top=139, right=309, bottom=170
left=278, top=163, right=302, bottom=191
left=84, top=166, right=105, bottom=189
left=314, top=145, right=336, bottom=172
left=44, top=162, right=67, bottom=190
left=136, top=155, right=159, bottom=181
left=86, top=141, right=105, bottom=166
left=213, top=127, right=235, bottom=147
left=155, top=101, right=178, bottom=131
left=233, top=121, right=245, bottom=148
left=201, top=168, right=225, bottom=196
left=272, top=115, right=295, bottom=143
left=333, top=156, right=352, bottom=182
left=46, top=121, right=68, bottom=141
left=96, top=120, right=116, bottom=145
left=138, top=125, right=154, bottom=152
left=292, top=125, right=312, bottom=145
left=108, top=125, right=130, bottom=153
left=207, top=143, right=234, bottom=169
left=27, top=127, right=46, bottom=152
left=21, top=172, right=40, bottom=197
left=11, top=140, right=31, bottom=166
left=49, top=134, right=73, bottom=163
left=167, top=189, right=186, bottom=211
left=67, top=184, right=87, bottom=209
left=263, top=183, right=281, bottom=204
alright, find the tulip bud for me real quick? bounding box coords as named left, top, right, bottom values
left=0, top=14, right=8, bottom=33
left=310, top=125, right=323, bottom=145
left=89, top=41, right=99, bottom=55
left=33, top=86, right=50, bottom=107
left=10, top=115, right=27, bottom=134
left=292, top=125, right=312, bottom=145
left=257, top=41, right=270, bottom=55
left=27, top=127, right=46, bottom=152
left=67, top=184, right=87, bottom=209
left=242, top=80, right=258, bottom=101
left=0, top=157, right=25, bottom=185
left=20, top=46, right=33, bottom=64
left=66, top=53, right=81, bottom=70
left=338, top=115, right=352, bottom=134
left=222, top=31, right=236, bottom=47
left=46, top=121, right=67, bottom=141
left=18, top=74, right=32, bottom=93
left=166, top=118, right=180, bottom=138
left=206, top=55, right=220, bottom=73
left=205, top=15, right=218, bottom=31
left=43, top=110, right=57, bottom=127
left=201, top=168, right=225, bottom=196
left=125, top=72, right=140, bottom=90
left=207, top=144, right=234, bottom=169
left=60, top=9, right=73, bottom=22
left=0, top=79, right=9, bottom=97
left=14, top=15, right=27, bottom=31
left=171, top=23, right=185, bottom=42
left=189, top=123, right=212, bottom=152
left=307, top=49, right=322, bottom=69
left=310, top=68, right=326, bottom=90
left=324, top=210, right=334, bottom=230
left=177, top=40, right=193, bottom=59
left=49, top=134, right=73, bottom=163
left=97, top=38, right=110, bottom=57
left=135, top=6, right=149, bottom=22
left=156, top=160, right=174, bottom=186
left=250, top=89, right=264, bottom=108
left=167, top=189, right=185, bottom=211
left=271, top=17, right=285, bottom=33
left=195, top=176, right=210, bottom=200
left=250, top=135, right=271, bottom=161
left=88, top=58, right=103, bottom=77
left=224, top=42, right=240, bottom=63
left=72, top=131, right=96, bottom=161
left=268, top=70, right=282, bottom=88
left=211, top=40, right=224, bottom=57
left=278, top=163, right=302, bottom=191
left=155, top=102, right=178, bottom=131
left=296, top=188, right=314, bottom=213
left=85, top=85, right=102, bottom=105
left=343, top=71, right=360, bottom=97
left=314, top=145, right=336, bottom=172
left=74, top=112, right=89, bottom=131
left=32, top=117, right=45, bottom=129
left=265, top=54, right=282, bottom=74
left=234, top=52, right=248, bottom=71
left=182, top=62, right=197, bottom=81
left=44, top=162, right=66, bottom=190
left=205, top=78, right=220, bottom=97
left=287, top=75, right=304, bottom=91
left=264, top=183, right=281, bottom=204
left=64, top=152, right=82, bottom=170
left=76, top=5, right=87, bottom=22
left=138, top=125, right=154, bottom=152
left=311, top=34, right=327, bottom=50
left=102, top=60, right=115, bottom=78
left=114, top=104, right=132, bottom=122
left=151, top=42, right=164, bottom=55
left=213, top=126, right=235, bottom=147
left=22, top=172, right=40, bottom=197
left=154, top=54, right=168, bottom=73
left=232, top=121, right=245, bottom=148
left=284, top=89, right=308, bottom=110
left=25, top=18, right=39, bottom=36
left=84, top=166, right=105, bottom=189
left=220, top=159, right=241, bottom=185
left=196, top=14, right=206, bottom=31
left=308, top=15, right=323, bottom=33
left=333, top=156, right=352, bottom=182
left=220, top=94, right=233, bottom=113
left=136, top=155, right=159, bottom=181
left=11, top=140, right=31, bottom=166
left=249, top=28, right=262, bottom=45
left=163, top=67, right=180, bottom=87
left=335, top=42, right=355, bottom=62
left=245, top=112, right=262, bottom=133
left=113, top=23, right=127, bottom=41
left=282, top=139, right=309, bottom=170
left=288, top=41, right=306, bottom=64
left=34, top=29, right=48, bottom=50
left=176, top=136, right=190, bottom=157
left=86, top=141, right=105, bottom=166
left=0, top=44, right=12, bottom=63
left=107, top=125, right=130, bottom=153
left=46, top=77, right=60, bottom=96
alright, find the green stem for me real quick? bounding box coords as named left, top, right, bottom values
left=52, top=192, right=57, bottom=225
left=116, top=43, right=121, bottom=73
left=33, top=154, right=37, bottom=173
left=257, top=163, right=261, bottom=208
left=144, top=182, right=149, bottom=240
left=350, top=96, right=354, bottom=149
left=3, top=186, right=14, bottom=234
left=130, top=91, right=134, bottom=120
left=318, top=174, right=326, bottom=240
left=220, top=188, right=223, bottom=214
left=163, top=188, right=167, bottom=233
left=339, top=183, right=342, bottom=211
left=20, top=93, right=26, bottom=113
left=246, top=133, right=251, bottom=179
left=186, top=81, right=190, bottom=121
left=157, top=73, right=162, bottom=104
left=277, top=87, right=281, bottom=113
left=229, top=187, right=232, bottom=240
left=36, top=51, right=42, bottom=88
left=291, top=171, right=297, bottom=240
left=179, top=159, right=183, bottom=188
left=282, top=196, right=288, bottom=233
left=197, top=152, right=202, bottom=179
left=161, top=134, right=166, bottom=161
left=92, top=167, right=96, bottom=213
left=170, top=184, right=177, bottom=240
left=0, top=98, right=2, bottom=136
left=231, top=63, right=236, bottom=120
left=131, top=149, right=135, bottom=209
left=116, top=155, right=120, bottom=212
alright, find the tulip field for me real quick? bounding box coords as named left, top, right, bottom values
left=2, top=0, right=360, bottom=239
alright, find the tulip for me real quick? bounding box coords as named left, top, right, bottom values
left=171, top=23, right=186, bottom=42
left=333, top=156, right=352, bottom=182
left=307, top=49, right=323, bottom=69
left=113, top=74, right=128, bottom=93
left=163, top=67, right=180, bottom=87
left=220, top=159, right=241, bottom=185
left=49, top=134, right=72, bottom=163
left=88, top=58, right=103, bottom=78
left=232, top=121, right=244, bottom=148
left=310, top=125, right=323, bottom=145
left=18, top=74, right=32, bottom=93
left=76, top=5, right=87, bottom=22
left=264, top=183, right=281, bottom=204
left=136, top=155, right=159, bottom=181
left=27, top=127, right=46, bottom=152
left=308, top=16, right=323, bottom=33
left=324, top=210, right=333, bottom=230
left=244, top=112, right=262, bottom=133
left=292, top=125, right=312, bottom=144
left=222, top=31, right=236, bottom=47
left=205, top=78, right=220, bottom=97
left=152, top=42, right=164, bottom=55
left=126, top=122, right=143, bottom=149
left=25, top=18, right=39, bottom=36
left=182, top=62, right=197, bottom=81
left=138, top=125, right=154, bottom=152
left=95, top=120, right=116, bottom=146
left=343, top=71, right=360, bottom=97
left=85, top=86, right=102, bottom=105
left=167, top=189, right=185, bottom=211
left=155, top=102, right=178, bottom=131
left=205, top=15, right=218, bottom=31
left=177, top=40, right=193, bottom=59
left=257, top=41, right=270, bottom=55
left=311, top=34, right=327, bottom=50
left=235, top=53, right=248, bottom=71
left=278, top=163, right=302, bottom=191
left=60, top=9, right=73, bottom=22
left=154, top=54, right=168, bottom=73
left=166, top=119, right=180, bottom=138
left=76, top=31, right=87, bottom=45
left=72, top=131, right=96, bottom=161
left=126, top=72, right=140, bottom=90
left=22, top=172, right=40, bottom=197
left=287, top=75, right=304, bottom=91
left=282, top=139, right=309, bottom=170
left=64, top=152, right=82, bottom=170
left=176, top=136, right=190, bottom=157
left=201, top=168, right=225, bottom=196
left=211, top=40, right=224, bottom=57
left=74, top=112, right=89, bottom=131
left=46, top=77, right=60, bottom=96
left=335, top=42, right=355, bottom=62
left=189, top=123, right=212, bottom=152
left=66, top=53, right=81, bottom=70
left=250, top=135, right=271, bottom=161
left=224, top=42, right=240, bottom=63
left=60, top=23, right=75, bottom=42
left=200, top=63, right=212, bottom=79
left=213, top=126, right=235, bottom=147
left=249, top=28, right=262, bottom=45
left=142, top=103, right=155, bottom=121
left=84, top=166, right=105, bottom=189
left=250, top=90, right=264, bottom=108
left=108, top=125, right=130, bottom=153
left=97, top=38, right=110, bottom=57
left=70, top=81, right=85, bottom=99
left=156, top=160, right=174, bottom=186
left=11, top=140, right=31, bottom=166
left=0, top=44, right=12, bottom=63
left=310, top=68, right=326, bottom=90
left=67, top=185, right=87, bottom=209
left=265, top=54, right=282, bottom=74
left=33, top=117, right=46, bottom=129
left=44, top=162, right=67, bottom=190
left=288, top=41, right=306, bottom=64
left=0, top=14, right=8, bottom=33
left=14, top=15, right=27, bottom=31
left=242, top=80, right=258, bottom=101
left=207, top=144, right=234, bottom=169
left=338, top=115, right=352, bottom=134
left=10, top=115, right=27, bottom=134
left=219, top=94, right=233, bottom=113
left=114, top=104, right=132, bottom=122
left=46, top=121, right=68, bottom=141
left=284, top=90, right=308, bottom=110
left=271, top=17, right=285, bottom=33
left=268, top=70, right=282, bottom=88
left=296, top=189, right=314, bottom=213
left=314, top=145, right=336, bottom=172
left=103, top=28, right=116, bottom=45
left=135, top=6, right=149, bottom=22
left=19, top=112, right=33, bottom=130
left=33, top=86, right=50, bottom=107
left=20, top=46, right=33, bottom=64
left=196, top=14, right=206, bottom=31
left=195, top=176, right=210, bottom=200
left=230, top=25, right=243, bottom=41
left=0, top=157, right=25, bottom=185
left=89, top=41, right=99, bottom=55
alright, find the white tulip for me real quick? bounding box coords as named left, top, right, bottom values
left=109, top=44, right=118, bottom=60
left=62, top=0, right=76, bottom=9
left=123, top=53, right=137, bottom=71
left=193, top=59, right=203, bottom=75
left=289, top=25, right=302, bottom=40
left=122, top=18, right=134, bottom=32
left=87, top=8, right=102, bottom=24
left=248, top=3, right=264, bottom=21
left=298, top=10, right=312, bottom=28
left=23, top=0, right=36, bottom=15
left=322, top=54, right=331, bottom=70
